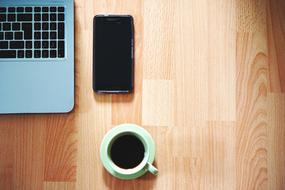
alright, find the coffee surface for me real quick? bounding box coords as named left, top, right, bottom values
left=110, top=135, right=145, bottom=169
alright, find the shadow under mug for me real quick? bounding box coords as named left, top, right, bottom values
left=100, top=124, right=158, bottom=180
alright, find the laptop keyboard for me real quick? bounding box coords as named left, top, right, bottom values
left=0, top=6, right=65, bottom=59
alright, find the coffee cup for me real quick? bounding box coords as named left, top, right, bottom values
left=100, top=124, right=158, bottom=180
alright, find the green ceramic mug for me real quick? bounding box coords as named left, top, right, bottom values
left=100, top=124, right=158, bottom=180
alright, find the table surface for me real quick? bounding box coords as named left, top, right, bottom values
left=1, top=0, right=285, bottom=189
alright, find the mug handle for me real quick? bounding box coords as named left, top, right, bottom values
left=147, top=162, right=158, bottom=175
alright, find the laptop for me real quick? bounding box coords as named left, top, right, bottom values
left=0, top=0, right=74, bottom=113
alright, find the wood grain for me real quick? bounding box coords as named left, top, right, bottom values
left=267, top=0, right=285, bottom=93
left=174, top=0, right=209, bottom=123
left=236, top=32, right=268, bottom=190
left=44, top=114, right=77, bottom=181
left=173, top=122, right=236, bottom=190
left=236, top=1, right=273, bottom=190
left=142, top=0, right=175, bottom=80
left=142, top=80, right=174, bottom=127
left=268, top=94, right=285, bottom=190
left=13, top=116, right=45, bottom=190
left=0, top=125, right=13, bottom=190
left=0, top=0, right=285, bottom=189
left=44, top=182, right=75, bottom=190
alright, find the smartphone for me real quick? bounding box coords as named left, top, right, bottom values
left=93, top=15, right=134, bottom=93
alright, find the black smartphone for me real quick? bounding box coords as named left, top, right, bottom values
left=93, top=15, right=134, bottom=93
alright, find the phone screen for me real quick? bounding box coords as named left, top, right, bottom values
left=93, top=15, right=134, bottom=93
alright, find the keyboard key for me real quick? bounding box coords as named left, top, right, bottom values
left=58, top=14, right=64, bottom=21
left=0, top=7, right=6, bottom=12
left=8, top=14, right=16, bottom=21
left=22, top=23, right=32, bottom=39
left=50, top=22, right=56, bottom=30
left=0, top=14, right=6, bottom=21
left=42, top=7, right=49, bottom=12
left=42, top=14, right=49, bottom=21
left=34, top=50, right=41, bottom=58
left=5, top=32, right=13, bottom=40
left=58, top=7, right=64, bottom=12
left=34, top=14, right=41, bottom=21
left=34, top=32, right=41, bottom=39
left=42, top=50, right=49, bottom=58
left=0, top=50, right=16, bottom=58
left=18, top=50, right=24, bottom=58
left=50, top=32, right=56, bottom=39
left=26, top=41, right=32, bottom=49
left=58, top=23, right=64, bottom=39
left=42, top=41, right=49, bottom=48
left=58, top=41, right=64, bottom=49
left=58, top=49, right=65, bottom=58
left=14, top=32, right=23, bottom=40
left=50, top=14, right=56, bottom=21
left=42, top=32, right=49, bottom=39
left=10, top=41, right=24, bottom=49
left=34, top=23, right=41, bottom=30
left=50, top=7, right=56, bottom=12
left=42, top=23, right=49, bottom=30
left=16, top=7, right=24, bottom=12
left=17, top=14, right=32, bottom=21
left=50, top=50, right=57, bottom=58
left=8, top=7, right=15, bottom=12
left=25, top=50, right=32, bottom=58
left=58, top=41, right=65, bottom=58
left=12, top=23, right=20, bottom=30
left=7, top=15, right=13, bottom=22
left=0, top=41, right=8, bottom=49
left=0, top=32, right=3, bottom=40
left=3, top=23, right=11, bottom=30
left=34, top=7, right=41, bottom=12
left=25, top=7, right=32, bottom=12
left=34, top=41, right=41, bottom=48
left=50, top=41, right=56, bottom=48
left=0, top=23, right=1, bottom=30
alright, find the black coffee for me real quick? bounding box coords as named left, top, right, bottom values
left=110, top=134, right=145, bottom=169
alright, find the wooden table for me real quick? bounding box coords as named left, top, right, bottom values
left=0, top=0, right=285, bottom=189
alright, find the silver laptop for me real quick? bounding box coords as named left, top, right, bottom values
left=0, top=0, right=74, bottom=113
